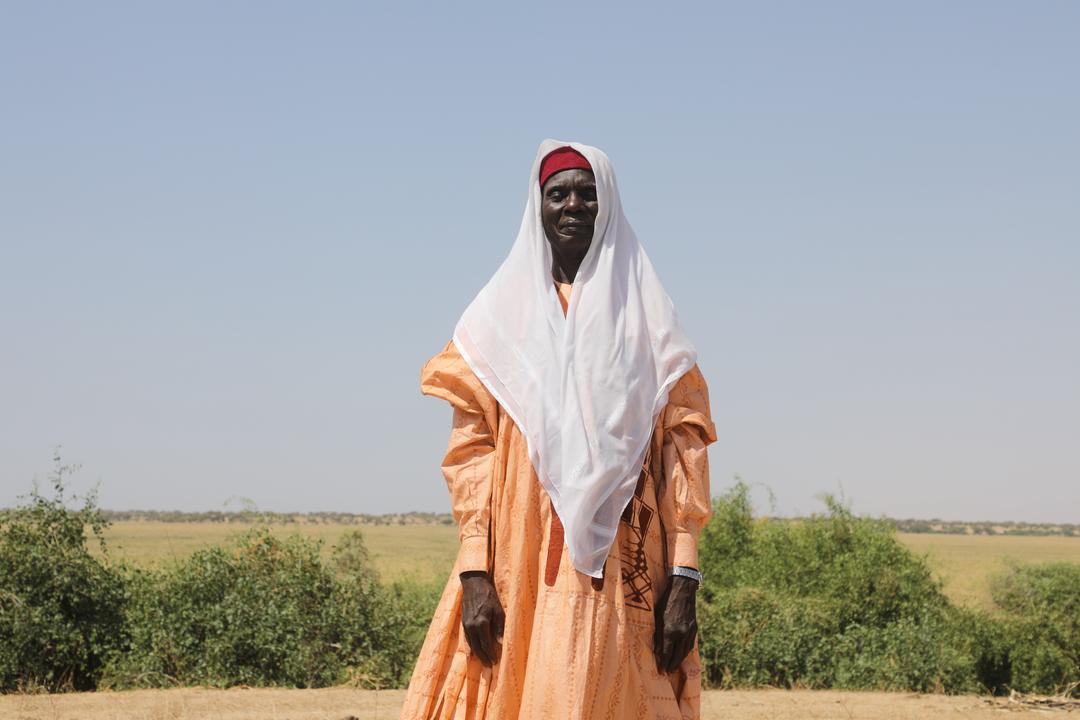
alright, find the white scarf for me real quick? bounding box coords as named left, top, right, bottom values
left=453, top=139, right=697, bottom=578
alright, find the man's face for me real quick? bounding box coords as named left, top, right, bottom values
left=541, top=169, right=599, bottom=256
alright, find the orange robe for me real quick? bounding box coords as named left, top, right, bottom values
left=401, top=284, right=716, bottom=720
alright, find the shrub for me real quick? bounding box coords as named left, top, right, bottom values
left=697, top=483, right=978, bottom=693
left=325, top=531, right=441, bottom=688
left=105, top=529, right=342, bottom=687
left=0, top=451, right=127, bottom=691
left=991, top=563, right=1080, bottom=696
left=339, top=577, right=442, bottom=688
left=949, top=606, right=1014, bottom=695
left=101, top=527, right=441, bottom=690
left=107, top=529, right=355, bottom=687
left=0, top=454, right=442, bottom=692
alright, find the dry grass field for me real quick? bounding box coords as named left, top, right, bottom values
left=898, top=532, right=1080, bottom=609
left=94, top=521, right=460, bottom=584
left=93, top=521, right=1080, bottom=608
left=1, top=686, right=1068, bottom=720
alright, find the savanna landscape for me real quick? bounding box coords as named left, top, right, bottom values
left=2, top=466, right=1079, bottom=719
left=7, top=0, right=1079, bottom=717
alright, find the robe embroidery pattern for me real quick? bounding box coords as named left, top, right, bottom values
left=619, top=456, right=657, bottom=613
left=398, top=336, right=716, bottom=720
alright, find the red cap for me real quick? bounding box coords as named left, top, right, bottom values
left=538, top=146, right=593, bottom=188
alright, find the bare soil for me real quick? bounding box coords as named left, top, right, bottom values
left=1, top=687, right=1069, bottom=719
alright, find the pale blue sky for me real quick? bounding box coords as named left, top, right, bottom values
left=2, top=2, right=1077, bottom=521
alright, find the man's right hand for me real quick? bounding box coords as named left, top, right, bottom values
left=460, top=570, right=505, bottom=666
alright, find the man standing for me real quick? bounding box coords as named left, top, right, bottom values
left=400, top=140, right=715, bottom=719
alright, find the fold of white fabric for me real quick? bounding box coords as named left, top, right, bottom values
left=452, top=139, right=697, bottom=578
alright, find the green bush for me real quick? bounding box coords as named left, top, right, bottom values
left=0, top=456, right=443, bottom=692
left=325, top=530, right=441, bottom=687
left=697, top=483, right=996, bottom=693
left=950, top=607, right=1014, bottom=695
left=0, top=452, right=126, bottom=691
left=104, top=529, right=344, bottom=687
left=343, top=577, right=442, bottom=687
left=991, top=563, right=1080, bottom=696
left=101, top=528, right=439, bottom=689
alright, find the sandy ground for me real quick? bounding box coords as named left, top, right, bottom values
left=1, top=687, right=1070, bottom=720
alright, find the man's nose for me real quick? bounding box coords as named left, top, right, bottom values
left=565, top=191, right=584, bottom=211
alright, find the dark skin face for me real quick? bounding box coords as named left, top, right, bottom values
left=540, top=168, right=599, bottom=284
left=456, top=164, right=699, bottom=673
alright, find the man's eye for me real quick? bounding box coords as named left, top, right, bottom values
left=548, top=192, right=564, bottom=200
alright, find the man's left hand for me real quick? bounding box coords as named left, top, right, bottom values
left=653, top=574, right=698, bottom=673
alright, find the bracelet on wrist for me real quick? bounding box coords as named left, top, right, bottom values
left=669, top=565, right=703, bottom=584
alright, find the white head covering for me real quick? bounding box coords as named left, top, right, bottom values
left=453, top=139, right=697, bottom=578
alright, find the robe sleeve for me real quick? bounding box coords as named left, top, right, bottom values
left=659, top=365, right=717, bottom=570
left=420, top=341, right=500, bottom=574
